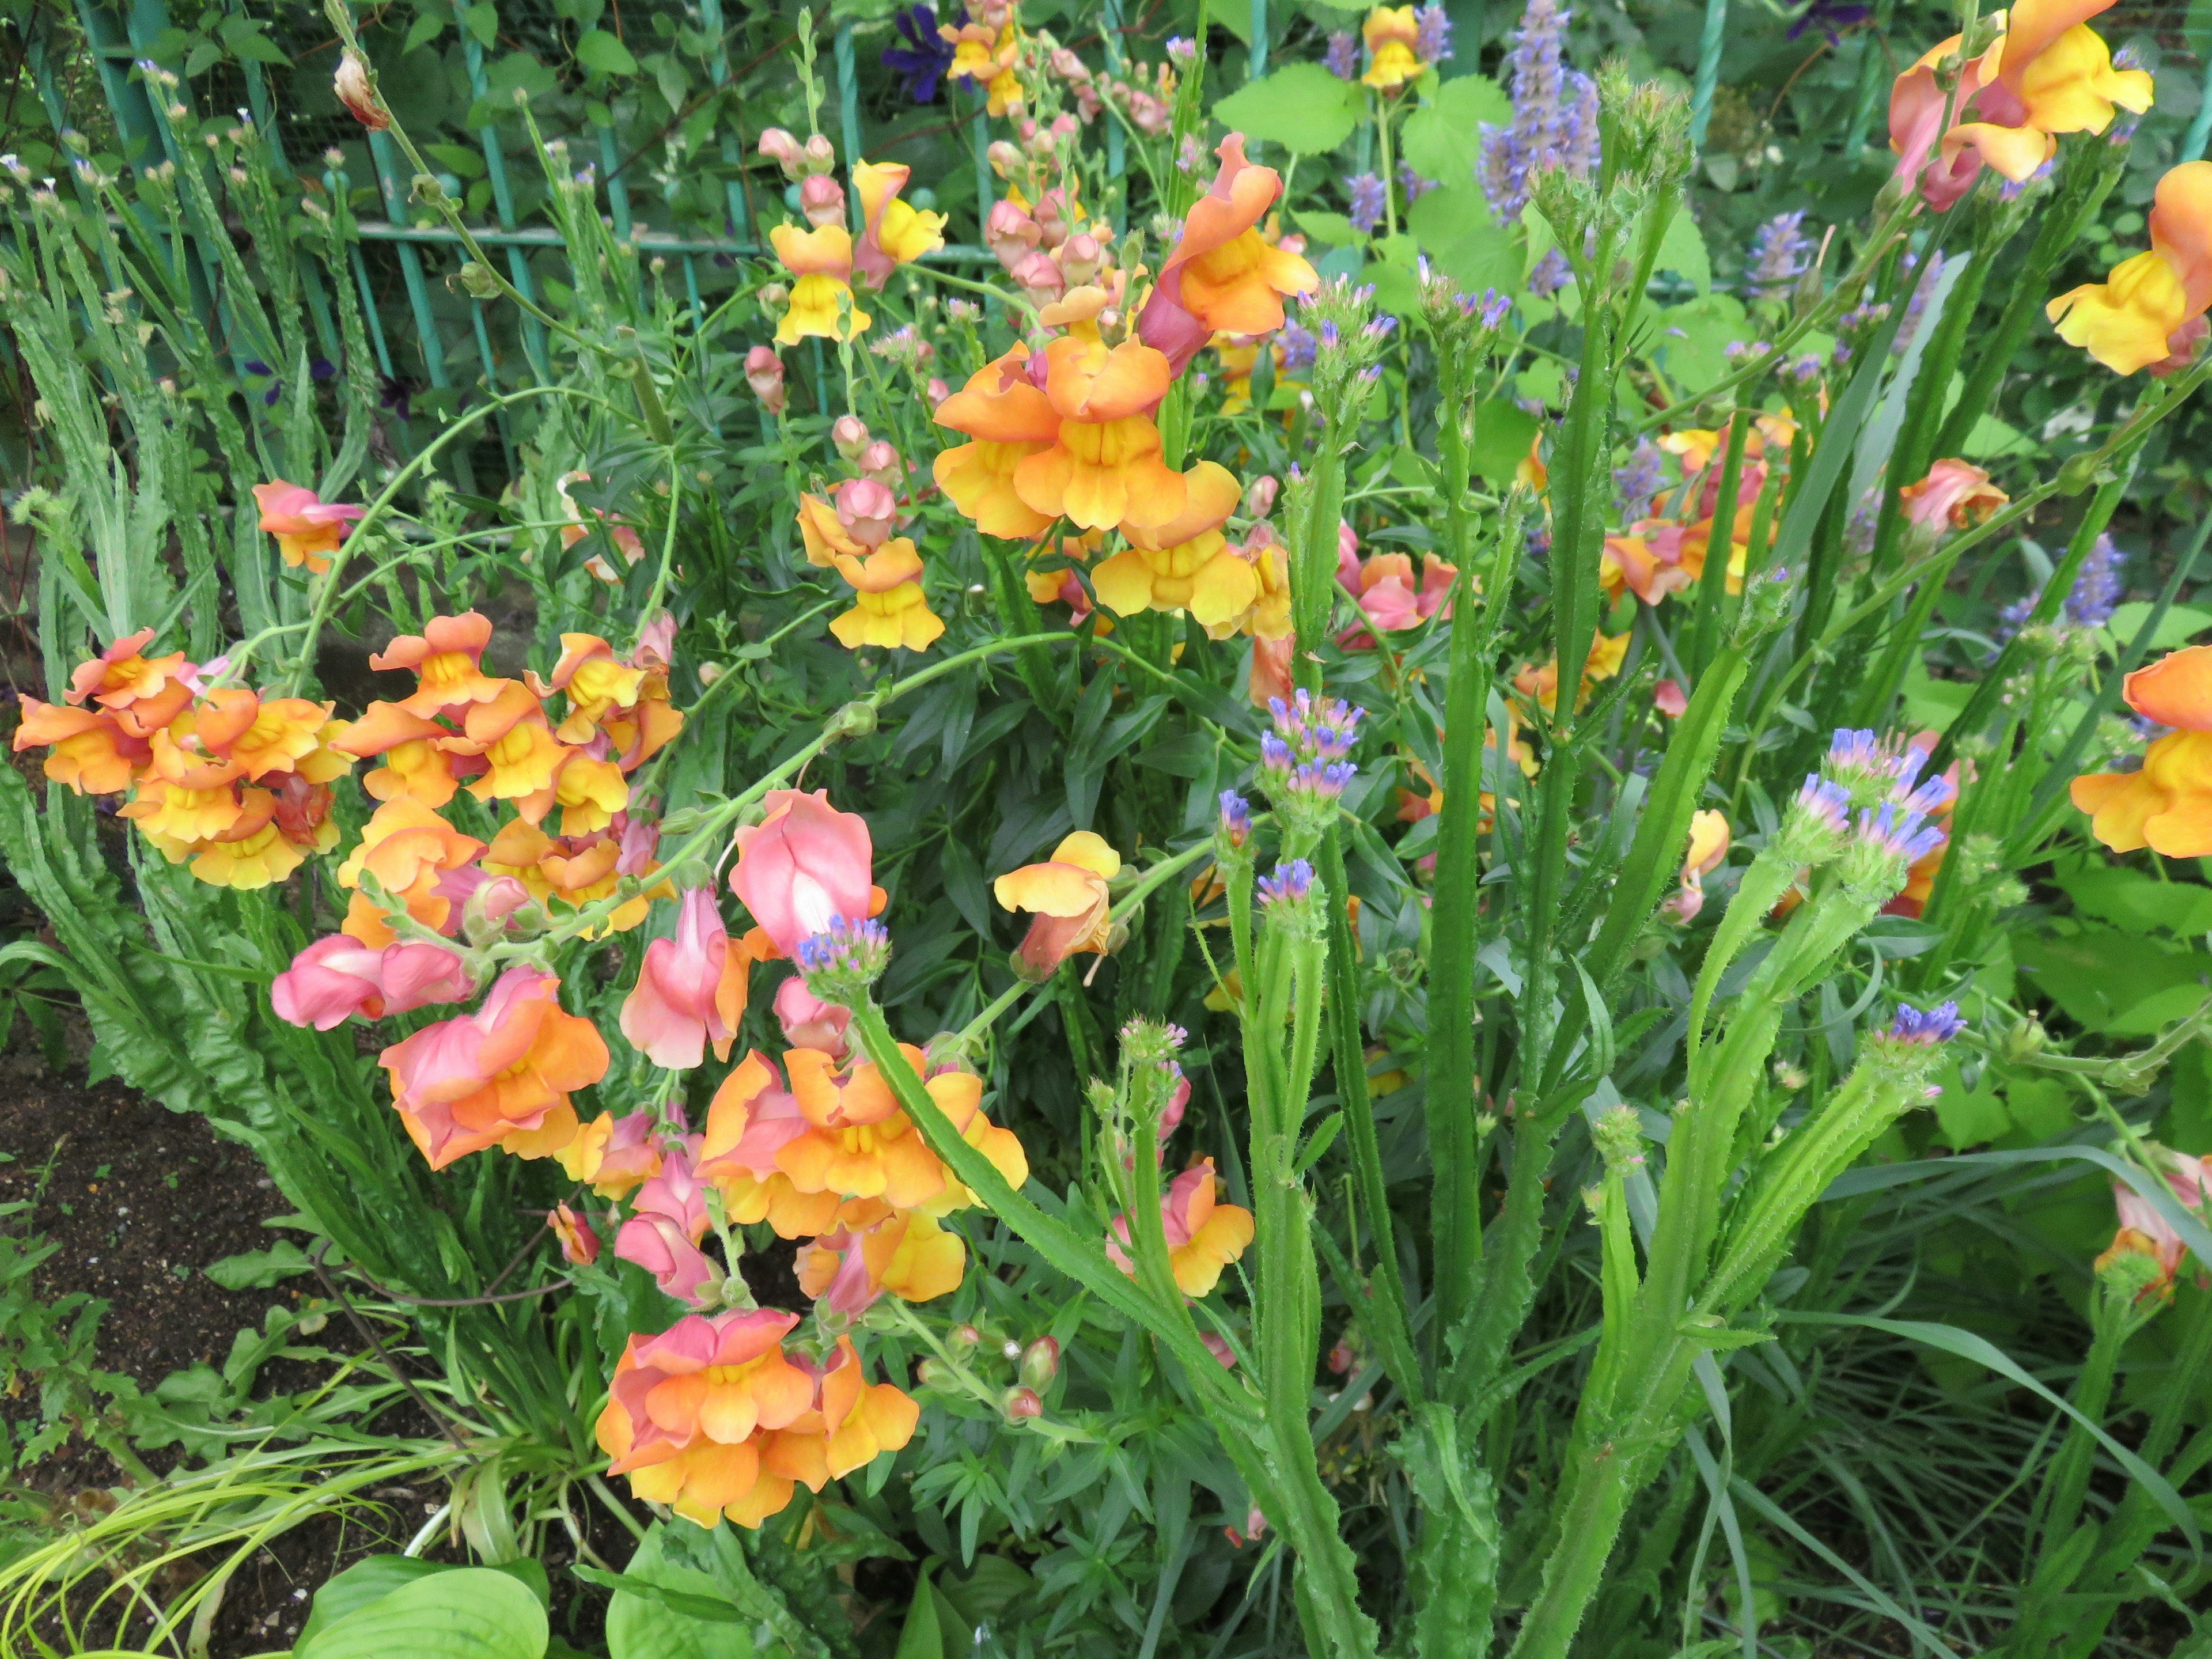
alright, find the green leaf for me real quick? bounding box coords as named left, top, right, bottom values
left=2013, top=924, right=2212, bottom=1036
left=1294, top=209, right=1361, bottom=248
left=1469, top=400, right=1538, bottom=488
left=601, top=1525, right=749, bottom=1659
left=299, top=1559, right=548, bottom=1649
left=423, top=143, right=488, bottom=180
left=1963, top=412, right=2034, bottom=457
left=1407, top=187, right=1518, bottom=298
left=2107, top=601, right=2212, bottom=650
left=1399, top=77, right=1511, bottom=185
left=1211, top=62, right=1364, bottom=154
left=574, top=28, right=641, bottom=76
left=893, top=1571, right=945, bottom=1659
left=204, top=1240, right=315, bottom=1290
left=403, top=12, right=448, bottom=54
left=463, top=3, right=499, bottom=46
left=1652, top=210, right=1709, bottom=295
left=297, top=1569, right=546, bottom=1659
left=2054, top=863, right=2212, bottom=937
left=1652, top=294, right=1752, bottom=389
left=217, top=15, right=291, bottom=66
left=1677, top=1319, right=1774, bottom=1351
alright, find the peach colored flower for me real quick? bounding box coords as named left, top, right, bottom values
left=548, top=1202, right=600, bottom=1266
left=252, top=481, right=363, bottom=574
left=698, top=1050, right=861, bottom=1238
left=620, top=887, right=753, bottom=1070
left=378, top=966, right=608, bottom=1168
left=994, top=831, right=1122, bottom=978
left=13, top=701, right=151, bottom=794
left=270, top=935, right=474, bottom=1029
left=2050, top=162, right=2212, bottom=375
left=336, top=798, right=487, bottom=946
left=853, top=161, right=947, bottom=287
left=1107, top=1159, right=1255, bottom=1296
left=932, top=348, right=1063, bottom=540
left=371, top=612, right=509, bottom=718
left=731, top=790, right=879, bottom=956
left=1897, top=459, right=2008, bottom=531
left=1138, top=135, right=1317, bottom=374
left=65, top=628, right=195, bottom=734
left=555, top=1109, right=664, bottom=1199
left=796, top=1210, right=966, bottom=1314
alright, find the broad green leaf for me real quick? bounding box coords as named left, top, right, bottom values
left=1469, top=400, right=1538, bottom=488
left=1407, top=186, right=1518, bottom=298
left=1294, top=208, right=1361, bottom=248
left=1211, top=63, right=1363, bottom=154
left=204, top=1240, right=313, bottom=1289
left=2055, top=863, right=2212, bottom=937
left=402, top=11, right=447, bottom=53
left=1963, top=412, right=2034, bottom=458
left=463, top=2, right=498, bottom=46
left=603, top=1525, right=749, bottom=1659
left=2013, top=923, right=2212, bottom=1036
left=574, top=28, right=640, bottom=76
left=1399, top=76, right=1512, bottom=185
left=1653, top=210, right=1709, bottom=295
left=2107, top=600, right=2212, bottom=650
left=297, top=1569, right=546, bottom=1659
left=1652, top=294, right=1752, bottom=391
left=893, top=1571, right=945, bottom=1659
left=298, top=1558, right=549, bottom=1649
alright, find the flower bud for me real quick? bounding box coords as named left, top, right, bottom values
left=757, top=127, right=805, bottom=179
left=453, top=260, right=501, bottom=299
left=916, top=1357, right=955, bottom=1388
left=926, top=377, right=950, bottom=408
left=1243, top=474, right=1279, bottom=518
left=547, top=1202, right=599, bottom=1266
left=757, top=281, right=790, bottom=308
left=2002, top=1014, right=2047, bottom=1062
left=1057, top=230, right=1104, bottom=286
left=950, top=1323, right=981, bottom=1354
left=1018, top=1336, right=1059, bottom=1388
left=334, top=48, right=387, bottom=131
left=1002, top=1385, right=1044, bottom=1421
left=855, top=440, right=904, bottom=489
left=744, top=344, right=787, bottom=415
left=801, top=133, right=837, bottom=176
left=831, top=414, right=872, bottom=461
left=987, top=139, right=1022, bottom=179
left=834, top=476, right=898, bottom=548
left=800, top=173, right=846, bottom=228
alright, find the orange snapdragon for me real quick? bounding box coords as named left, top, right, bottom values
left=251, top=480, right=364, bottom=574
left=995, top=831, right=1122, bottom=978
left=1107, top=1160, right=1255, bottom=1296
left=1089, top=461, right=1259, bottom=628
left=378, top=965, right=609, bottom=1168
left=2073, top=643, right=2212, bottom=854
left=2049, top=162, right=2212, bottom=376
left=1137, top=135, right=1318, bottom=375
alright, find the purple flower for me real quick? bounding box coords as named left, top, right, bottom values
left=1218, top=791, right=1252, bottom=849
left=1270, top=690, right=1363, bottom=760
left=1278, top=323, right=1318, bottom=371
left=1398, top=162, right=1436, bottom=203
left=1794, top=776, right=1853, bottom=839
left=1787, top=0, right=1869, bottom=44
left=1747, top=210, right=1810, bottom=303
left=1612, top=439, right=1666, bottom=520
left=881, top=5, right=957, bottom=104
left=1349, top=172, right=1388, bottom=234
left=1892, top=251, right=1945, bottom=357
left=1166, top=35, right=1198, bottom=66
left=2067, top=533, right=2126, bottom=628
left=1416, top=5, right=1454, bottom=62
left=1479, top=0, right=1601, bottom=226
left=794, top=915, right=893, bottom=988
left=1257, top=859, right=1314, bottom=908
left=1856, top=802, right=1945, bottom=866
left=1366, top=314, right=1399, bottom=340
left=1887, top=1001, right=1964, bottom=1044
left=1529, top=248, right=1573, bottom=297
left=1324, top=31, right=1359, bottom=79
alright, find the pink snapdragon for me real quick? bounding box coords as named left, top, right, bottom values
left=620, top=887, right=751, bottom=1070
left=271, top=935, right=474, bottom=1029
left=731, top=789, right=878, bottom=956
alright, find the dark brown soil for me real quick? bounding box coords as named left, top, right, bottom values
left=0, top=1028, right=304, bottom=1488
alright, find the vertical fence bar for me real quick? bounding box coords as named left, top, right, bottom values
left=1102, top=0, right=1126, bottom=213
left=230, top=3, right=340, bottom=363
left=697, top=0, right=754, bottom=243
left=1689, top=0, right=1728, bottom=148
left=1249, top=0, right=1268, bottom=78
left=598, top=123, right=634, bottom=241
left=450, top=0, right=550, bottom=381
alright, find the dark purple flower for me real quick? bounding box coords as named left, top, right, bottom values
left=882, top=5, right=957, bottom=104
left=1887, top=1001, right=1964, bottom=1044
left=1323, top=31, right=1359, bottom=79
left=1349, top=172, right=1388, bottom=234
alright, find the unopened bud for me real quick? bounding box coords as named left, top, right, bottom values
left=801, top=133, right=836, bottom=175
left=831, top=414, right=871, bottom=460
left=1018, top=1336, right=1059, bottom=1388
left=949, top=1323, right=981, bottom=1354
left=916, top=1357, right=955, bottom=1388
left=2002, top=1014, right=2047, bottom=1062
left=1002, top=1385, right=1044, bottom=1421
left=453, top=260, right=500, bottom=299
left=800, top=173, right=845, bottom=228
left=757, top=127, right=805, bottom=180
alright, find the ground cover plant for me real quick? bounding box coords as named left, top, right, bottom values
left=11, top=0, right=2212, bottom=1653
